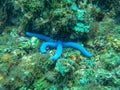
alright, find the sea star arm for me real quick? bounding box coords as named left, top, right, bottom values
left=63, top=42, right=92, bottom=58
left=51, top=44, right=63, bottom=61
left=40, top=42, right=57, bottom=53
left=26, top=32, right=92, bottom=60
left=26, top=32, right=54, bottom=42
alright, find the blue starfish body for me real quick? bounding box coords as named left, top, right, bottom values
left=26, top=32, right=55, bottom=42
left=26, top=32, right=92, bottom=61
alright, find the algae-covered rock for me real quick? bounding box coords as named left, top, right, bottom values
left=55, top=59, right=75, bottom=76
left=19, top=36, right=40, bottom=50
left=100, top=53, right=120, bottom=70
left=113, top=39, right=120, bottom=51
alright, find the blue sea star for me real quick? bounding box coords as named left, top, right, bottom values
left=26, top=32, right=92, bottom=61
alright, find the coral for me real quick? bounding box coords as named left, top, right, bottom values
left=55, top=59, right=75, bottom=76
left=90, top=0, right=120, bottom=12
left=0, top=52, right=52, bottom=89
left=69, top=1, right=90, bottom=33
left=74, top=22, right=90, bottom=32
left=95, top=69, right=115, bottom=86
left=0, top=3, right=7, bottom=32
left=0, top=74, right=4, bottom=82
left=13, top=0, right=43, bottom=14
left=112, top=39, right=120, bottom=51
left=100, top=52, right=120, bottom=70
left=34, top=78, right=50, bottom=90
left=0, top=0, right=120, bottom=89
left=26, top=32, right=92, bottom=61
left=16, top=0, right=91, bottom=41
left=44, top=71, right=58, bottom=83
left=19, top=36, right=40, bottom=50
left=0, top=53, right=14, bottom=70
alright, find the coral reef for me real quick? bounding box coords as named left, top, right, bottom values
left=0, top=0, right=120, bottom=90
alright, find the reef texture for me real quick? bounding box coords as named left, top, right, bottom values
left=0, top=0, right=120, bottom=90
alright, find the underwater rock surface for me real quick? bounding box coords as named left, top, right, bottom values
left=0, top=0, right=120, bottom=89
